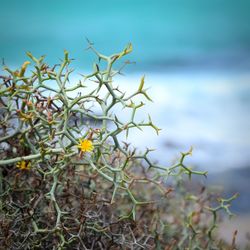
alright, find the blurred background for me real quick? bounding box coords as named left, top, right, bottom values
left=1, top=0, right=250, bottom=245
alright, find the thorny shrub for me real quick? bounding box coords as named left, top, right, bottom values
left=0, top=43, right=238, bottom=249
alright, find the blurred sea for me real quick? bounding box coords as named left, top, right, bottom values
left=113, top=72, right=250, bottom=173
left=1, top=0, right=250, bottom=71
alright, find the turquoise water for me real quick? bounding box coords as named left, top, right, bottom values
left=1, top=0, right=250, bottom=71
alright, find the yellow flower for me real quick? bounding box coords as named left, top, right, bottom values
left=16, top=160, right=31, bottom=170
left=77, top=139, right=94, bottom=153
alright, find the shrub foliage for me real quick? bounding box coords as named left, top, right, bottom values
left=0, top=43, right=237, bottom=249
